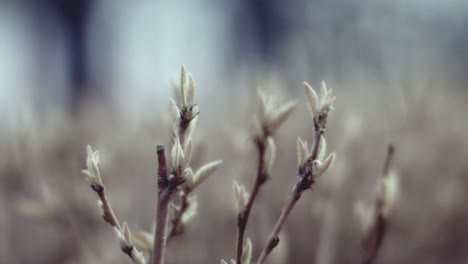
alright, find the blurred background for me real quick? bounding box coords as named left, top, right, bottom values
left=1, top=0, right=468, bottom=263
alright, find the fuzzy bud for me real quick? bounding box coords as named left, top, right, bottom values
left=233, top=181, right=249, bottom=214
left=171, top=137, right=185, bottom=170
left=269, top=101, right=297, bottom=134
left=181, top=196, right=198, bottom=227
left=265, top=137, right=276, bottom=175
left=190, top=160, right=223, bottom=190
left=82, top=145, right=104, bottom=191
left=241, top=238, right=253, bottom=264
left=380, top=170, right=399, bottom=217
left=297, top=137, right=308, bottom=167
left=314, top=153, right=336, bottom=178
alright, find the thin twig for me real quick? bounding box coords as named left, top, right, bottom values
left=257, top=128, right=322, bottom=264
left=257, top=182, right=302, bottom=263
left=96, top=188, right=121, bottom=229
left=361, top=144, right=395, bottom=264
left=236, top=139, right=267, bottom=263
left=91, top=184, right=140, bottom=262
left=152, top=189, right=171, bottom=264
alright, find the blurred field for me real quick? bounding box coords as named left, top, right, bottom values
left=1, top=73, right=468, bottom=264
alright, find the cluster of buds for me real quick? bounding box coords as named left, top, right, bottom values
left=171, top=66, right=199, bottom=125
left=114, top=223, right=146, bottom=264
left=81, top=66, right=222, bottom=264
left=167, top=66, right=222, bottom=237
left=167, top=66, right=222, bottom=190
left=296, top=82, right=337, bottom=188
left=222, top=238, right=252, bottom=264
left=252, top=90, right=297, bottom=142
left=82, top=146, right=148, bottom=264
left=251, top=91, right=291, bottom=183
left=296, top=136, right=335, bottom=184
left=229, top=90, right=295, bottom=264
left=82, top=145, right=104, bottom=193
left=304, top=81, right=336, bottom=133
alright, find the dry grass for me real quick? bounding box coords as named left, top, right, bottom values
left=2, top=69, right=468, bottom=264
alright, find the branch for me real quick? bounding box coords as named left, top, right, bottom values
left=257, top=79, right=337, bottom=263
left=256, top=130, right=321, bottom=264
left=236, top=139, right=267, bottom=263
left=83, top=145, right=146, bottom=264
left=152, top=146, right=176, bottom=264
left=95, top=187, right=121, bottom=229
left=361, top=144, right=395, bottom=264
left=257, top=181, right=302, bottom=263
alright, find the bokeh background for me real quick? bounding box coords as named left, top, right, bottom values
left=1, top=0, right=468, bottom=263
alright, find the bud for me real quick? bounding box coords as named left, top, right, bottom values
left=180, top=65, right=187, bottom=107
left=132, top=230, right=154, bottom=253
left=381, top=170, right=399, bottom=217
left=269, top=101, right=297, bottom=134
left=184, top=115, right=198, bottom=142
left=186, top=73, right=196, bottom=106
left=265, top=137, right=276, bottom=175
left=252, top=117, right=263, bottom=139
left=314, top=153, right=336, bottom=178
left=354, top=201, right=373, bottom=234
left=122, top=222, right=133, bottom=245
left=170, top=98, right=181, bottom=122
left=82, top=145, right=103, bottom=188
left=303, top=80, right=336, bottom=123
left=190, top=160, right=223, bottom=190
left=233, top=181, right=249, bottom=214
left=114, top=227, right=130, bottom=249
left=131, top=248, right=146, bottom=264
left=316, top=135, right=327, bottom=161
left=182, top=140, right=193, bottom=169
left=241, top=238, right=252, bottom=264
left=297, top=137, right=308, bottom=167
left=182, top=168, right=194, bottom=191
left=181, top=196, right=198, bottom=227
left=304, top=82, right=319, bottom=118
left=171, top=137, right=184, bottom=170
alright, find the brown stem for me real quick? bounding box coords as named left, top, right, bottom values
left=152, top=146, right=172, bottom=264
left=96, top=189, right=121, bottom=229
left=153, top=190, right=172, bottom=264
left=257, top=182, right=303, bottom=264
left=236, top=139, right=267, bottom=263
left=92, top=182, right=138, bottom=261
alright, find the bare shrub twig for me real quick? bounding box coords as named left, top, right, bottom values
left=358, top=145, right=399, bottom=264
left=83, top=66, right=221, bottom=264
left=82, top=145, right=146, bottom=264
left=234, top=91, right=296, bottom=263
left=256, top=82, right=336, bottom=264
